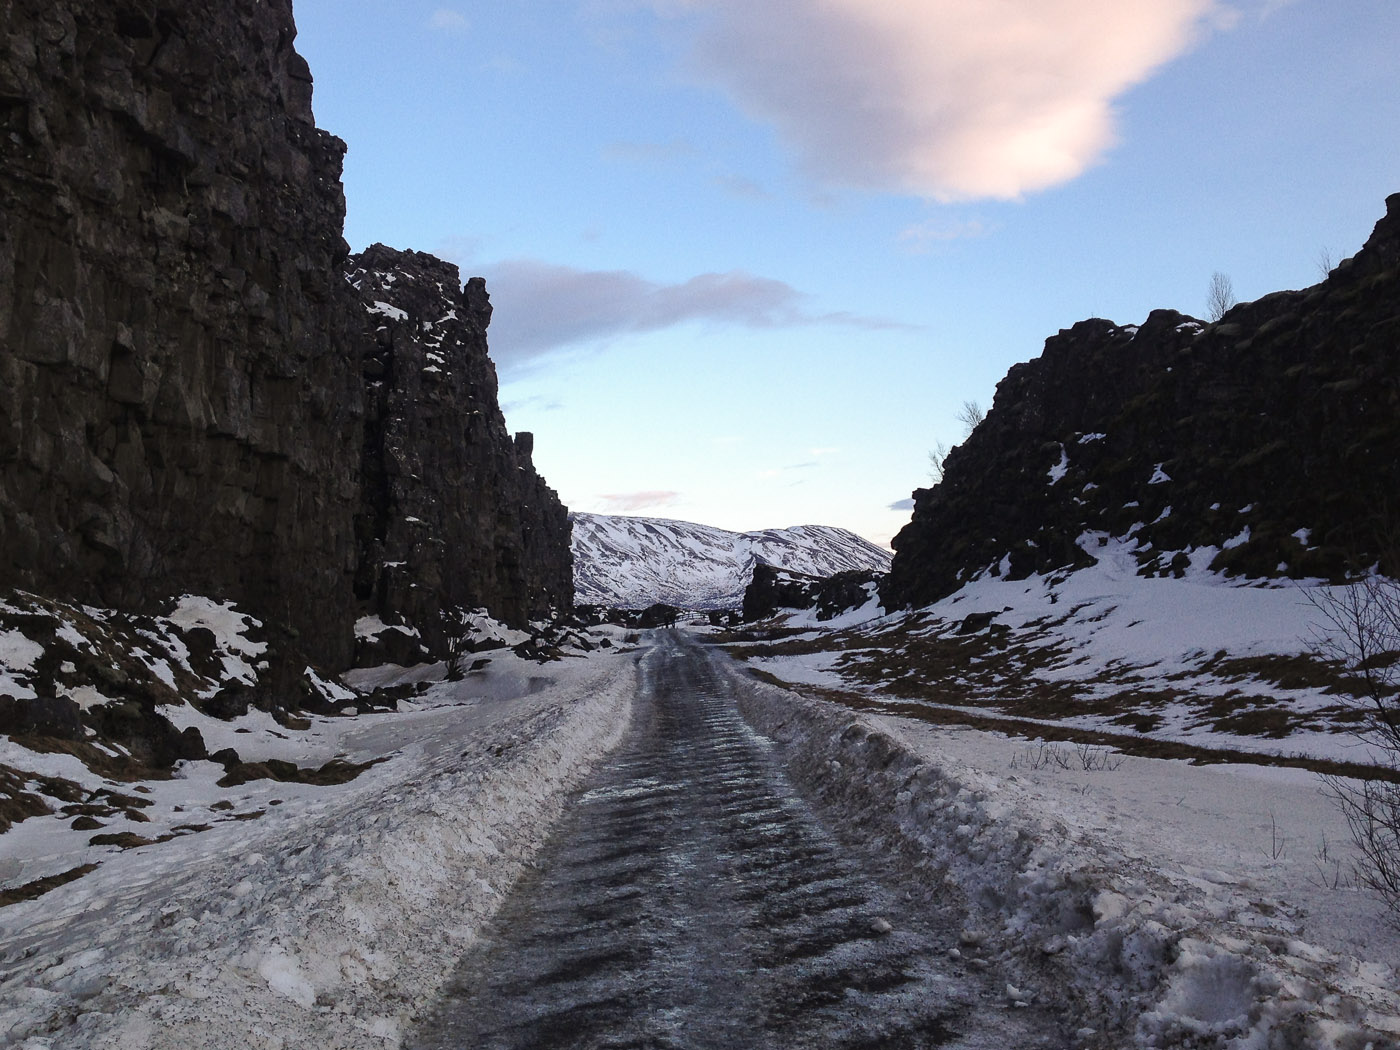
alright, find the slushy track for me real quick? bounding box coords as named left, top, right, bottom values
left=410, top=634, right=1066, bottom=1050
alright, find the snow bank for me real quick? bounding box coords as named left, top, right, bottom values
left=0, top=656, right=637, bottom=1049
left=734, top=671, right=1400, bottom=1049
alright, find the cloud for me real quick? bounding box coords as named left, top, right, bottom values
left=898, top=218, right=991, bottom=253
left=478, top=258, right=911, bottom=364
left=428, top=8, right=470, bottom=33
left=888, top=498, right=916, bottom=512
left=663, top=0, right=1219, bottom=200
left=597, top=491, right=682, bottom=513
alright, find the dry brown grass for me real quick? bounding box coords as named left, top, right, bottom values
left=751, top=671, right=1400, bottom=783
left=716, top=605, right=1376, bottom=756
left=0, top=864, right=100, bottom=908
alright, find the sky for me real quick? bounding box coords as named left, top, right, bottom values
left=290, top=0, right=1399, bottom=548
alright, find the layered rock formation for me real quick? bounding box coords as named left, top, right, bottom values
left=0, top=1, right=572, bottom=670
left=349, top=245, right=572, bottom=654
left=885, top=193, right=1400, bottom=611
left=0, top=0, right=364, bottom=664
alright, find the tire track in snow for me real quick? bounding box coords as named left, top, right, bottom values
left=410, top=634, right=1068, bottom=1049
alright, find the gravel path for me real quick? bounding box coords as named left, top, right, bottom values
left=410, top=634, right=1068, bottom=1049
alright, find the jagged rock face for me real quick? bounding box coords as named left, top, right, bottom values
left=885, top=192, right=1400, bottom=611
left=348, top=245, right=573, bottom=651
left=0, top=0, right=366, bottom=665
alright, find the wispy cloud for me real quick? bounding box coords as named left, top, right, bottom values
left=898, top=218, right=991, bottom=253
left=597, top=491, right=682, bottom=513
left=428, top=8, right=470, bottom=34
left=474, top=258, right=913, bottom=365
left=659, top=0, right=1219, bottom=200
left=888, top=498, right=916, bottom=512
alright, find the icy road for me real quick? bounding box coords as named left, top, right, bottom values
left=409, top=634, right=1068, bottom=1049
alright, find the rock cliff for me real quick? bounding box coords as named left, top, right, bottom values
left=884, top=193, right=1400, bottom=611
left=348, top=245, right=572, bottom=654
left=0, top=0, right=364, bottom=664
left=0, top=1, right=572, bottom=670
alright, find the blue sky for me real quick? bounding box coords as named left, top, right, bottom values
left=292, top=0, right=1398, bottom=547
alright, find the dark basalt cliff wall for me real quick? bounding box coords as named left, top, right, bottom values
left=0, top=0, right=364, bottom=665
left=349, top=245, right=572, bottom=651
left=885, top=193, right=1400, bottom=611
left=0, top=1, right=572, bottom=668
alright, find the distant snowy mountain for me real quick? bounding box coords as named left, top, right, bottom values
left=571, top=512, right=892, bottom=610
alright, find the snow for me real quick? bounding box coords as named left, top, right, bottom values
left=0, top=630, right=44, bottom=701
left=571, top=511, right=892, bottom=609
left=1148, top=463, right=1171, bottom=484
left=367, top=301, right=408, bottom=321
left=1223, top=525, right=1251, bottom=550
left=736, top=670, right=1400, bottom=1049
left=458, top=608, right=531, bottom=648
left=748, top=534, right=1387, bottom=764
left=0, top=652, right=637, bottom=1049
left=167, top=595, right=266, bottom=685
left=1046, top=445, right=1069, bottom=484
left=0, top=630, right=43, bottom=671
left=7, top=549, right=1400, bottom=1048
left=354, top=615, right=419, bottom=641
left=781, top=582, right=887, bottom=631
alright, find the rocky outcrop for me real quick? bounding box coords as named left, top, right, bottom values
left=0, top=0, right=365, bottom=665
left=742, top=564, right=882, bottom=623
left=884, top=193, right=1400, bottom=611
left=348, top=246, right=572, bottom=654
left=0, top=2, right=573, bottom=671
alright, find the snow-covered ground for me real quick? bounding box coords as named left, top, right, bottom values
left=6, top=542, right=1400, bottom=1048
left=0, top=644, right=638, bottom=1049
left=738, top=672, right=1400, bottom=1049
left=740, top=533, right=1387, bottom=765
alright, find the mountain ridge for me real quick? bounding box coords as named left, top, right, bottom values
left=572, top=511, right=891, bottom=610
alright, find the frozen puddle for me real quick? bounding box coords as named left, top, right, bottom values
left=409, top=634, right=1068, bottom=1049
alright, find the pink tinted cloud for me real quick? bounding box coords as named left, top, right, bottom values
left=669, top=0, right=1219, bottom=200
left=598, top=491, right=683, bottom=513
